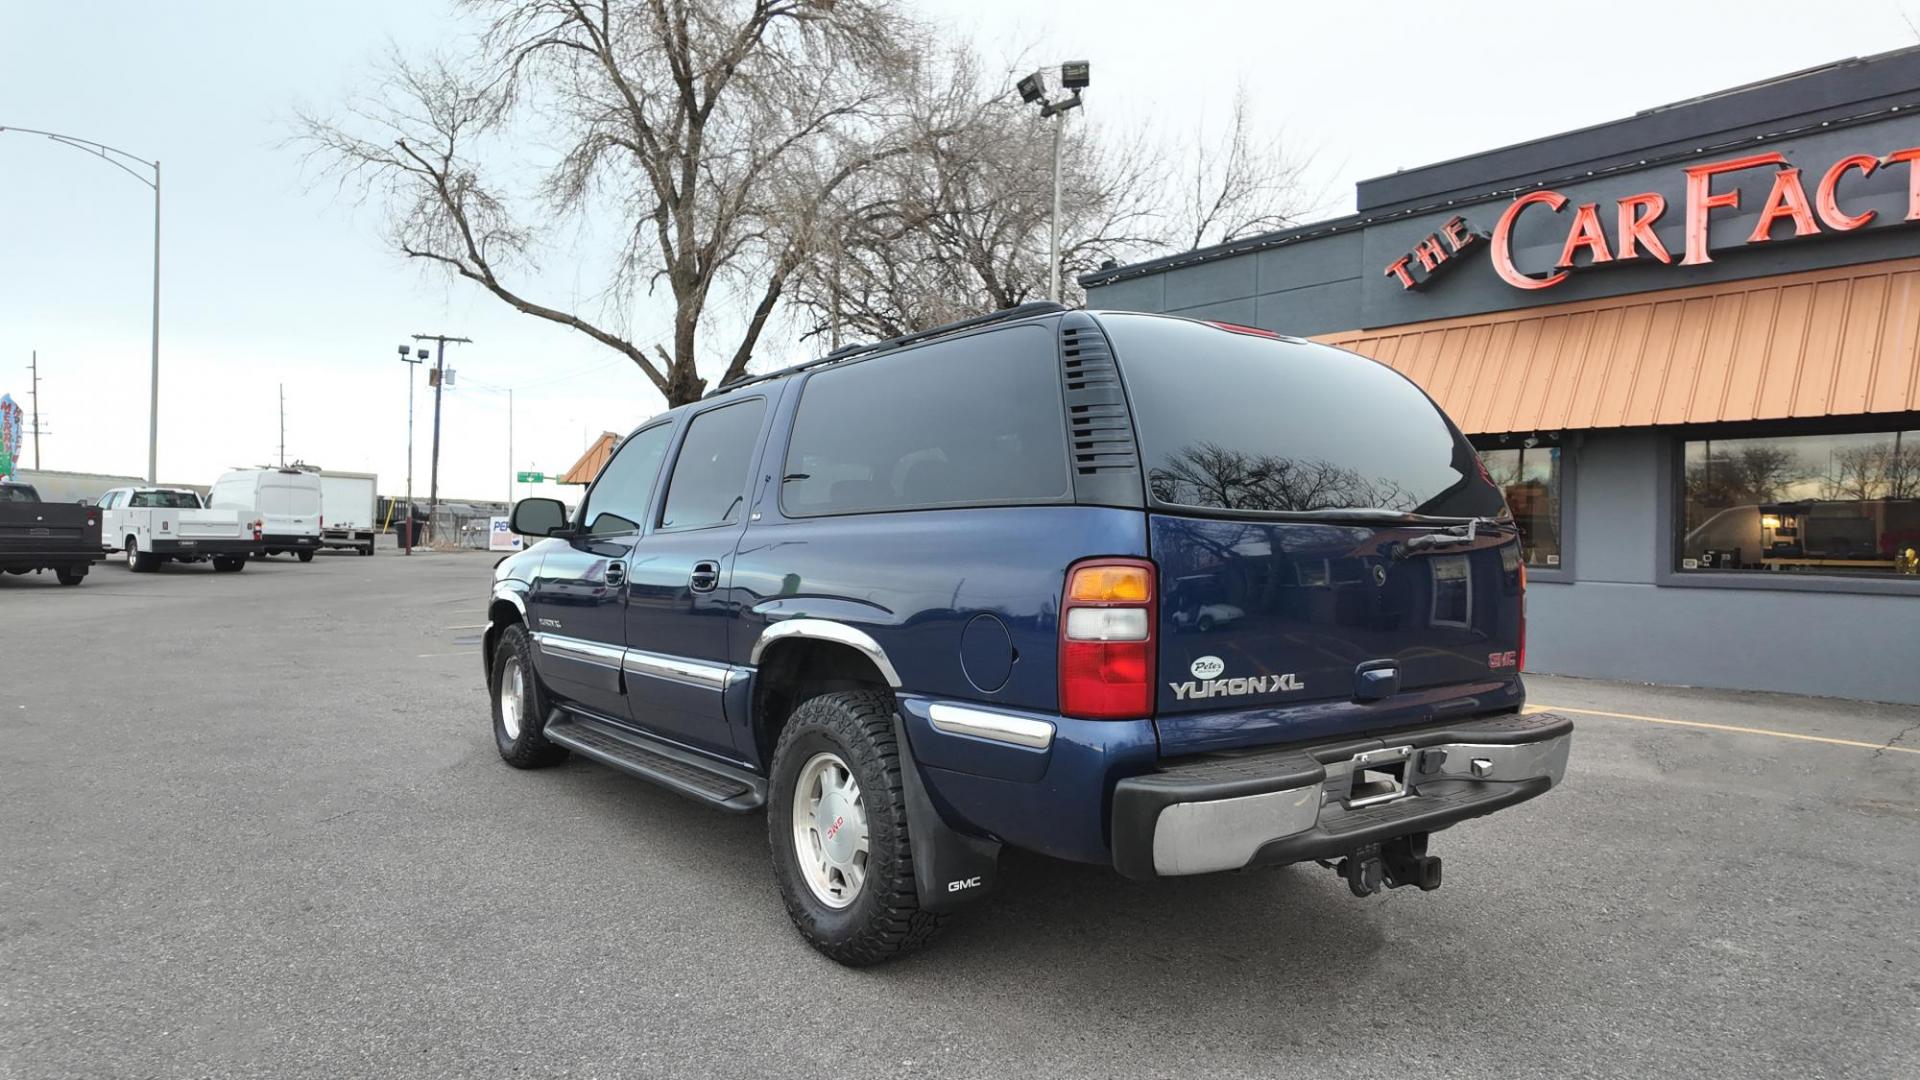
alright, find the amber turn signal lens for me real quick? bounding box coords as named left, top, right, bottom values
left=1068, top=564, right=1152, bottom=603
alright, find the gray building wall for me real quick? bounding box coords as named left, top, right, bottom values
left=1518, top=431, right=1920, bottom=705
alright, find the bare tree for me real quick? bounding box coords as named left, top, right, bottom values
left=784, top=49, right=1165, bottom=343
left=1178, top=87, right=1316, bottom=250
left=298, top=0, right=921, bottom=405
left=784, top=61, right=1317, bottom=343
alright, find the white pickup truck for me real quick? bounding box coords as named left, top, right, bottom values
left=97, top=487, right=263, bottom=573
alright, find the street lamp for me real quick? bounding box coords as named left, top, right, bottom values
left=0, top=125, right=161, bottom=482
left=397, top=345, right=427, bottom=554
left=1017, top=62, right=1090, bottom=303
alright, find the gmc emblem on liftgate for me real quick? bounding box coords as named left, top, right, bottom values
left=1170, top=673, right=1305, bottom=701
left=1489, top=651, right=1519, bottom=669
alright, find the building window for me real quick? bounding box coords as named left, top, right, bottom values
left=1474, top=439, right=1563, bottom=569
left=1679, top=429, right=1920, bottom=578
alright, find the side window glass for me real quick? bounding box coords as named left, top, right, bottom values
left=660, top=399, right=769, bottom=530
left=582, top=423, right=674, bottom=536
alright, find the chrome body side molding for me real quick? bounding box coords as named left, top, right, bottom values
left=926, top=703, right=1055, bottom=750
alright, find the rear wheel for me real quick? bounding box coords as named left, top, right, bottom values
left=491, top=623, right=569, bottom=768
left=212, top=556, right=246, bottom=573
left=768, top=689, right=947, bottom=966
left=297, top=549, right=315, bottom=563
left=55, top=567, right=86, bottom=586
left=126, top=538, right=158, bottom=573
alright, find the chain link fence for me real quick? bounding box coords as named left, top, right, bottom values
left=379, top=500, right=508, bottom=550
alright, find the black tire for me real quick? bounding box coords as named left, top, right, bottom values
left=127, top=539, right=158, bottom=573
left=490, top=623, right=569, bottom=768
left=297, top=549, right=315, bottom=563
left=212, top=556, right=246, bottom=573
left=55, top=567, right=86, bottom=586
left=767, top=689, right=948, bottom=966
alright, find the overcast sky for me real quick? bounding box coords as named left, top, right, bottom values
left=3, top=0, right=1917, bottom=501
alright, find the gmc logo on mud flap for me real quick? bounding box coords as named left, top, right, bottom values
left=1489, top=651, right=1519, bottom=669
left=947, top=876, right=982, bottom=893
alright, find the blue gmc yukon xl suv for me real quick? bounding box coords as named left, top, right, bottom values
left=482, top=304, right=1572, bottom=965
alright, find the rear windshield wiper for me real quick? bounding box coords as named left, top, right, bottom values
left=1395, top=517, right=1510, bottom=558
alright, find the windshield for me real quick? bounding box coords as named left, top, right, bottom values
left=1099, top=313, right=1505, bottom=519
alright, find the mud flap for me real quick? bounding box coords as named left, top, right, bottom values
left=893, top=716, right=1001, bottom=912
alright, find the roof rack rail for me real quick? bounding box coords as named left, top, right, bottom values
left=708, top=301, right=1069, bottom=398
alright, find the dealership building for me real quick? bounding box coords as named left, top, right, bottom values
left=1084, top=49, right=1920, bottom=704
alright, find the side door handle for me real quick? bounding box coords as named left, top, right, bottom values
left=605, top=560, right=626, bottom=588
left=689, top=560, right=721, bottom=593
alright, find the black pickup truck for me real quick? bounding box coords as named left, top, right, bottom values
left=0, top=482, right=106, bottom=586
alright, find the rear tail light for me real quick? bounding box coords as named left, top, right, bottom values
left=1060, top=558, right=1156, bottom=719
left=1517, top=562, right=1528, bottom=672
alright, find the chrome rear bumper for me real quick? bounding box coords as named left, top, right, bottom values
left=1111, top=711, right=1572, bottom=879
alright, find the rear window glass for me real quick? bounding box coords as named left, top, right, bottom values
left=782, top=325, right=1071, bottom=516
left=130, top=490, right=201, bottom=508
left=1100, top=314, right=1504, bottom=518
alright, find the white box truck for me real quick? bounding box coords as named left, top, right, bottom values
left=317, top=471, right=378, bottom=556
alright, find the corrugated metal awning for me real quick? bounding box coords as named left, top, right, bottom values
left=560, top=432, right=621, bottom=484
left=1317, top=257, right=1920, bottom=435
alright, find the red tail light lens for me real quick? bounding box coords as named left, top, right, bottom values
left=1060, top=558, right=1156, bottom=719
left=1517, top=562, right=1528, bottom=672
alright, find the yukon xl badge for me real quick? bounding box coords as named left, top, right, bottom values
left=1171, top=658, right=1305, bottom=701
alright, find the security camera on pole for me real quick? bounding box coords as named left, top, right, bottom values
left=1017, top=61, right=1090, bottom=303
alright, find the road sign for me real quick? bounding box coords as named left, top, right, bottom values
left=516, top=471, right=544, bottom=483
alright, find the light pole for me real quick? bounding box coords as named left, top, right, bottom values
left=413, top=333, right=471, bottom=545
left=1016, top=62, right=1090, bottom=303
left=0, top=125, right=161, bottom=481
left=397, top=345, right=426, bottom=554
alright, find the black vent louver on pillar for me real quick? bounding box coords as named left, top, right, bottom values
left=1057, top=312, right=1144, bottom=508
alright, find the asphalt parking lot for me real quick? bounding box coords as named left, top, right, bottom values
left=4, top=550, right=1917, bottom=1079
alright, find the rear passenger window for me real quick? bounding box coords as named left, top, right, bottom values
left=781, top=326, right=1071, bottom=516
left=659, top=399, right=768, bottom=530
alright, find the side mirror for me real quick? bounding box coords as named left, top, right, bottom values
left=509, top=497, right=570, bottom=538
left=77, top=498, right=94, bottom=506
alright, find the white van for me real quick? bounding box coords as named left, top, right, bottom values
left=208, top=468, right=324, bottom=561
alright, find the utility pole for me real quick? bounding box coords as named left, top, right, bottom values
left=506, top=387, right=514, bottom=505
left=26, top=351, right=45, bottom=469
left=412, top=333, right=471, bottom=544
left=278, top=383, right=286, bottom=467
